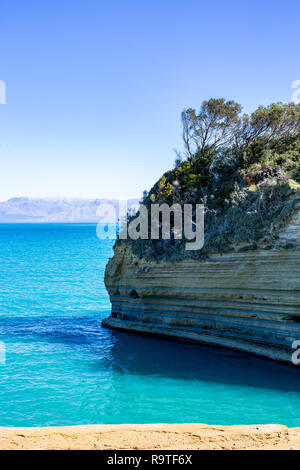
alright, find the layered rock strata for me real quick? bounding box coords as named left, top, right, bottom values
left=103, top=204, right=300, bottom=364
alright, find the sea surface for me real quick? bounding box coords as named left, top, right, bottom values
left=0, top=223, right=299, bottom=427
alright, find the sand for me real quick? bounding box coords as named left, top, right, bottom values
left=0, top=423, right=300, bottom=450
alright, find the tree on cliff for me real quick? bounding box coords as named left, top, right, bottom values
left=181, top=99, right=242, bottom=159
left=126, top=99, right=300, bottom=261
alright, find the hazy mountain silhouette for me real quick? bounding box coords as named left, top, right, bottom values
left=0, top=197, right=139, bottom=223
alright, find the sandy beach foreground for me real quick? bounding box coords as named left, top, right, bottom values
left=0, top=423, right=300, bottom=450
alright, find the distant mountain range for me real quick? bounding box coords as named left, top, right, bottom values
left=0, top=197, right=139, bottom=223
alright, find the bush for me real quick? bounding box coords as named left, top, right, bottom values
left=121, top=99, right=300, bottom=261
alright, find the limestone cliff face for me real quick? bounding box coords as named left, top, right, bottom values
left=103, top=203, right=300, bottom=364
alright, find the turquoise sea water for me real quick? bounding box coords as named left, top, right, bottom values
left=0, top=223, right=300, bottom=427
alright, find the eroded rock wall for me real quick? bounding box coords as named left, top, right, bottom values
left=103, top=206, right=300, bottom=364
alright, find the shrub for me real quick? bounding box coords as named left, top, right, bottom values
left=122, top=99, right=300, bottom=261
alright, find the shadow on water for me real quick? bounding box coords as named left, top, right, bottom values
left=105, top=329, right=300, bottom=393
left=1, top=315, right=300, bottom=393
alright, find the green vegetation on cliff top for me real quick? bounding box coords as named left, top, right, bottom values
left=123, top=99, right=300, bottom=261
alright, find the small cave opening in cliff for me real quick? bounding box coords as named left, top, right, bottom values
left=130, top=289, right=139, bottom=299
left=284, top=315, right=300, bottom=323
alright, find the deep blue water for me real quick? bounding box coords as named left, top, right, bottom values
left=0, top=223, right=300, bottom=427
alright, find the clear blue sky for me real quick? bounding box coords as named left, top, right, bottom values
left=0, top=0, right=299, bottom=201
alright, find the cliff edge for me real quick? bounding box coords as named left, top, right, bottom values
left=103, top=200, right=300, bottom=364
left=103, top=99, right=300, bottom=364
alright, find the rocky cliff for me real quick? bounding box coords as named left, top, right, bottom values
left=103, top=99, right=300, bottom=364
left=103, top=201, right=300, bottom=364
